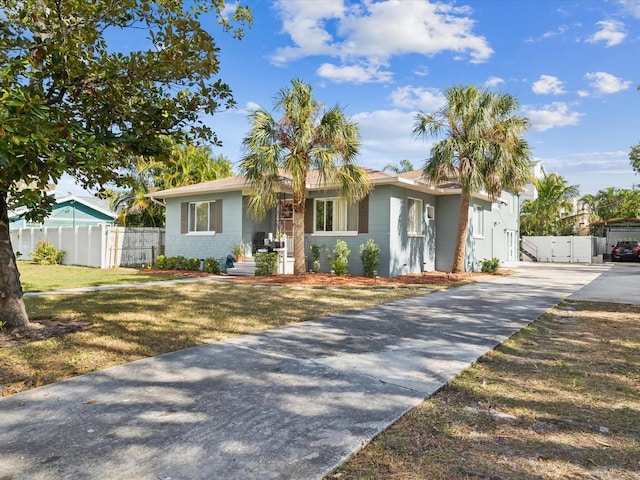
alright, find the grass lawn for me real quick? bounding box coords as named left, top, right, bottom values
left=17, top=261, right=189, bottom=292
left=328, top=300, right=640, bottom=480
left=3, top=264, right=639, bottom=478
left=2, top=273, right=428, bottom=395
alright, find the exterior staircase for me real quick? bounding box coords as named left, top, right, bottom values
left=225, top=259, right=256, bottom=277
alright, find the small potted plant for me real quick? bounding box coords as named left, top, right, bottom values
left=232, top=242, right=245, bottom=262
left=274, top=229, right=283, bottom=249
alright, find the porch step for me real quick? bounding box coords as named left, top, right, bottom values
left=226, top=260, right=256, bottom=277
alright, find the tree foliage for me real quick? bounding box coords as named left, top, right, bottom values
left=110, top=142, right=233, bottom=226
left=383, top=159, right=414, bottom=174
left=413, top=85, right=532, bottom=273
left=240, top=79, right=371, bottom=275
left=520, top=173, right=580, bottom=236
left=630, top=143, right=640, bottom=175
left=580, top=186, right=640, bottom=235
left=0, top=0, right=251, bottom=329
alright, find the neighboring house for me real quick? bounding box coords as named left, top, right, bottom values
left=9, top=193, right=117, bottom=229
left=148, top=168, right=520, bottom=277
left=520, top=160, right=547, bottom=205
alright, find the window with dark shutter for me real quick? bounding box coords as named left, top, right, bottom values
left=358, top=195, right=369, bottom=233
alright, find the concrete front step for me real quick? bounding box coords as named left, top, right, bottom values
left=226, top=260, right=256, bottom=277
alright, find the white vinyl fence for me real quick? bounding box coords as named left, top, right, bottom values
left=11, top=225, right=164, bottom=268
left=521, top=235, right=606, bottom=263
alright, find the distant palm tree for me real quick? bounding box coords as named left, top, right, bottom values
left=413, top=85, right=532, bottom=273
left=520, top=173, right=580, bottom=236
left=383, top=159, right=414, bottom=174
left=240, top=79, right=371, bottom=274
left=163, top=144, right=232, bottom=189
left=111, top=158, right=165, bottom=227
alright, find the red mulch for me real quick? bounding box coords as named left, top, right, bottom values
left=137, top=268, right=509, bottom=287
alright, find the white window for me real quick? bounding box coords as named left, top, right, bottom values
left=314, top=198, right=358, bottom=233
left=189, top=201, right=214, bottom=232
left=407, top=197, right=424, bottom=235
left=426, top=204, right=435, bottom=220
left=472, top=205, right=484, bottom=238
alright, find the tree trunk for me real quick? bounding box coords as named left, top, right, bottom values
left=451, top=193, right=471, bottom=274
left=292, top=196, right=306, bottom=275
left=0, top=192, right=30, bottom=329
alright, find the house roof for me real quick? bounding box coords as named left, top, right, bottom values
left=590, top=217, right=640, bottom=226
left=149, top=168, right=452, bottom=199
left=147, top=167, right=508, bottom=203
left=8, top=193, right=117, bottom=220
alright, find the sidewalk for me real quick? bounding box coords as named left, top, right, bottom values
left=1, top=263, right=610, bottom=479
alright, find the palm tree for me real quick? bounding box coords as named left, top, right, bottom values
left=240, top=79, right=371, bottom=275
left=520, top=173, right=580, bottom=235
left=383, top=159, right=415, bottom=174
left=413, top=85, right=532, bottom=273
left=163, top=144, right=232, bottom=189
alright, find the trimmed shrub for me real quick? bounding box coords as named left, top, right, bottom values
left=309, top=244, right=321, bottom=273
left=154, top=255, right=200, bottom=271
left=329, top=239, right=350, bottom=276
left=31, top=241, right=65, bottom=265
left=360, top=239, right=380, bottom=278
left=185, top=257, right=201, bottom=271
left=203, top=257, right=221, bottom=274
left=479, top=257, right=501, bottom=273
left=255, top=252, right=278, bottom=276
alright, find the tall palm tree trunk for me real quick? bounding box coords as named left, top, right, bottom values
left=293, top=200, right=306, bottom=275
left=0, top=192, right=30, bottom=329
left=452, top=193, right=471, bottom=273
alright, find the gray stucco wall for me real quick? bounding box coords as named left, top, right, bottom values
left=304, top=185, right=437, bottom=277
left=164, top=191, right=244, bottom=260
left=435, top=192, right=520, bottom=272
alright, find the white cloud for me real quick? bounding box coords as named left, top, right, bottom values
left=620, top=0, right=640, bottom=19
left=585, top=71, right=632, bottom=94
left=352, top=109, right=428, bottom=169
left=532, top=75, right=566, bottom=95
left=577, top=90, right=590, bottom=98
left=484, top=76, right=505, bottom=88
left=317, top=63, right=393, bottom=84
left=389, top=86, right=445, bottom=111
left=587, top=20, right=626, bottom=47
left=270, top=0, right=493, bottom=83
left=522, top=102, right=582, bottom=132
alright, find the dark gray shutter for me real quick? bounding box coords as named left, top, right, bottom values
left=304, top=198, right=314, bottom=233
left=180, top=202, right=188, bottom=234
left=358, top=195, right=369, bottom=234
left=211, top=200, right=223, bottom=233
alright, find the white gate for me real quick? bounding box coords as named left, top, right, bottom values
left=521, top=236, right=597, bottom=263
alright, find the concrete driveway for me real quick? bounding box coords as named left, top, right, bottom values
left=0, top=263, right=614, bottom=479
left=569, top=262, right=640, bottom=305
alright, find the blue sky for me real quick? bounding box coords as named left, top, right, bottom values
left=62, top=0, right=640, bottom=197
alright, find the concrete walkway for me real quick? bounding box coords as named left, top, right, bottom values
left=0, top=263, right=613, bottom=479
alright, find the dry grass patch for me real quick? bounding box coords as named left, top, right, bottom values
left=1, top=281, right=428, bottom=396
left=328, top=300, right=640, bottom=480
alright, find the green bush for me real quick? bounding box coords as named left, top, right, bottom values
left=360, top=239, right=380, bottom=278
left=309, top=244, right=321, bottom=273
left=30, top=241, right=65, bottom=265
left=185, top=257, right=201, bottom=271
left=329, top=239, right=350, bottom=276
left=203, top=257, right=221, bottom=274
left=154, top=255, right=200, bottom=271
left=479, top=257, right=501, bottom=273
left=155, top=255, right=167, bottom=269
left=255, top=252, right=278, bottom=276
